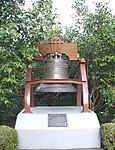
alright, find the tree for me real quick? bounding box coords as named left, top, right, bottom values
left=0, top=0, right=61, bottom=125
left=64, top=0, right=115, bottom=123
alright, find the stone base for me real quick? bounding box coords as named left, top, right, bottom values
left=15, top=106, right=101, bottom=149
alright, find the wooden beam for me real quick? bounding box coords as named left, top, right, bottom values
left=27, top=79, right=86, bottom=85
left=34, top=43, right=78, bottom=60
left=79, top=59, right=89, bottom=112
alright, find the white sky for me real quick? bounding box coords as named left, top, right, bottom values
left=53, top=0, right=115, bottom=26
left=25, top=0, right=115, bottom=27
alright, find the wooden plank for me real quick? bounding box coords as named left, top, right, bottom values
left=35, top=43, right=78, bottom=60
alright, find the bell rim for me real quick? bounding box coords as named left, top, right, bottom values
left=36, top=84, right=76, bottom=93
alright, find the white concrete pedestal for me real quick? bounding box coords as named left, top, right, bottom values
left=15, top=106, right=101, bottom=149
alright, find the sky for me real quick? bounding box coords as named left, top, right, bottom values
left=25, top=0, right=115, bottom=27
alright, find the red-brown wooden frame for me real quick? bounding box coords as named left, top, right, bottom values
left=24, top=37, right=89, bottom=113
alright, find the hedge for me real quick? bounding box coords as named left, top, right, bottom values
left=101, top=122, right=115, bottom=150
left=0, top=125, right=18, bottom=150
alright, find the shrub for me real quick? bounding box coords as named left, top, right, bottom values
left=0, top=125, right=18, bottom=150
left=101, top=123, right=115, bottom=150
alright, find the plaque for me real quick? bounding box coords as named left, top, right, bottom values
left=48, top=114, right=68, bottom=127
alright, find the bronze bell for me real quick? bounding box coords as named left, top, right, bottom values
left=36, top=54, right=76, bottom=92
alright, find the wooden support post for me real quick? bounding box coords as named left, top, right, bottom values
left=24, top=82, right=31, bottom=113
left=24, top=65, right=33, bottom=113
left=77, top=64, right=82, bottom=106
left=30, top=86, right=34, bottom=107
left=82, top=82, right=89, bottom=112
left=79, top=59, right=89, bottom=112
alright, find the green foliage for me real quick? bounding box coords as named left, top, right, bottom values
left=64, top=0, right=115, bottom=123
left=101, top=123, right=115, bottom=150
left=79, top=2, right=115, bottom=115
left=34, top=92, right=76, bottom=106
left=0, top=125, right=18, bottom=150
left=1, top=0, right=114, bottom=126
left=62, top=27, right=78, bottom=43
left=0, top=97, right=23, bottom=126
left=0, top=0, right=24, bottom=25
left=0, top=0, right=61, bottom=125
left=72, top=0, right=88, bottom=31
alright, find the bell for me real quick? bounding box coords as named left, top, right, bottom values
left=36, top=55, right=76, bottom=92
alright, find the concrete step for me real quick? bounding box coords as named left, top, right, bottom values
left=19, top=149, right=104, bottom=150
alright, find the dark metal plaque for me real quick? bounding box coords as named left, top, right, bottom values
left=48, top=114, right=68, bottom=127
